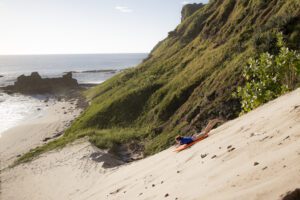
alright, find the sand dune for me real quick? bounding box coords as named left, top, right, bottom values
left=1, top=89, right=300, bottom=200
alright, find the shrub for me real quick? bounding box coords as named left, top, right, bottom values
left=236, top=33, right=300, bottom=113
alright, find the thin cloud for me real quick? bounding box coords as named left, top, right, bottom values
left=115, top=6, right=133, bottom=13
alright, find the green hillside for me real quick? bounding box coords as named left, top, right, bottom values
left=17, top=0, right=300, bottom=164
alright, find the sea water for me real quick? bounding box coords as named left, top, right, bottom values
left=0, top=53, right=147, bottom=135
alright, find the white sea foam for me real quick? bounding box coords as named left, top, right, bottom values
left=0, top=93, right=48, bottom=136
left=0, top=54, right=147, bottom=136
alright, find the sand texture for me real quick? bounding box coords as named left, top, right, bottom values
left=1, top=89, right=300, bottom=200
left=0, top=99, right=82, bottom=169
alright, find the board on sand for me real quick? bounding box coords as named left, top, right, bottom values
left=175, top=134, right=208, bottom=152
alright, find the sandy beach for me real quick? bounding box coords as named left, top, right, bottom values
left=0, top=89, right=299, bottom=199
left=0, top=98, right=82, bottom=170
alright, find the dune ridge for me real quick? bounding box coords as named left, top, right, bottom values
left=1, top=88, right=300, bottom=200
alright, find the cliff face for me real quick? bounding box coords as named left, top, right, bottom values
left=181, top=3, right=204, bottom=22
left=67, top=0, right=300, bottom=155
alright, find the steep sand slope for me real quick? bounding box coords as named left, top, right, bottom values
left=1, top=89, right=300, bottom=200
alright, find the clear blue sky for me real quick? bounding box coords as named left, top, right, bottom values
left=0, top=0, right=208, bottom=55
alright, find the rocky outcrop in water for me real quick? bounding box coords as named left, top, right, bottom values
left=3, top=72, right=78, bottom=94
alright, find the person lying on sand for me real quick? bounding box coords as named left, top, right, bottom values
left=175, top=119, right=224, bottom=145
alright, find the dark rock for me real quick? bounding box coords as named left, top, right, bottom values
left=282, top=188, right=300, bottom=200
left=254, top=162, right=259, bottom=166
left=164, top=193, right=169, bottom=197
left=110, top=188, right=121, bottom=195
left=211, top=155, right=217, bottom=159
left=283, top=136, right=290, bottom=140
left=201, top=154, right=207, bottom=158
left=0, top=75, right=3, bottom=78
left=42, top=131, right=63, bottom=142
left=42, top=137, right=52, bottom=142
left=3, top=72, right=78, bottom=94
left=181, top=3, right=204, bottom=21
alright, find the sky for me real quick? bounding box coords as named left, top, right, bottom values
left=0, top=0, right=208, bottom=55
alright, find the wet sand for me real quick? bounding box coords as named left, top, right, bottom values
left=0, top=99, right=82, bottom=170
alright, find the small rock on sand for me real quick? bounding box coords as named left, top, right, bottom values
left=164, top=193, right=169, bottom=197
left=283, top=136, right=290, bottom=140
left=201, top=154, right=207, bottom=158
left=211, top=155, right=217, bottom=159
left=254, top=162, right=259, bottom=166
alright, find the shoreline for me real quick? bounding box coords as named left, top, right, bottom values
left=0, top=97, right=83, bottom=170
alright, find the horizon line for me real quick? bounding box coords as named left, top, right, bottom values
left=0, top=52, right=149, bottom=56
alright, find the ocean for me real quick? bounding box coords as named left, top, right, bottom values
left=0, top=53, right=147, bottom=135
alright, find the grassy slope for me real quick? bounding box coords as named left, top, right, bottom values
left=17, top=0, right=300, bottom=164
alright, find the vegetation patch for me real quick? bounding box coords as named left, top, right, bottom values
left=15, top=0, right=300, bottom=165
left=236, top=33, right=300, bottom=114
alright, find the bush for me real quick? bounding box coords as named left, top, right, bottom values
left=236, top=33, right=300, bottom=113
